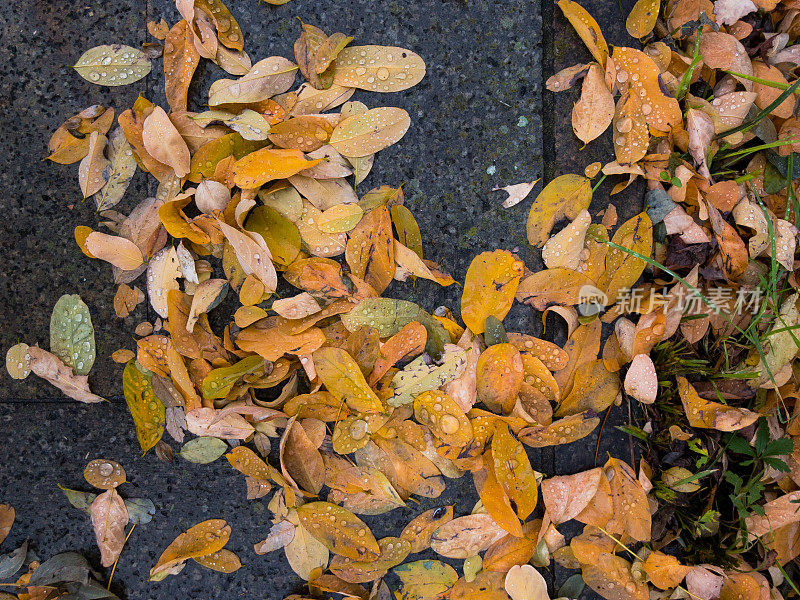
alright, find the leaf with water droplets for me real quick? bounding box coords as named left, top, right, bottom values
left=526, top=174, right=592, bottom=247
left=678, top=377, right=758, bottom=431
left=333, top=46, right=425, bottom=92
left=476, top=343, right=524, bottom=414
left=233, top=147, right=320, bottom=189
left=414, top=390, right=472, bottom=447
left=142, top=106, right=191, bottom=177
left=296, top=501, right=380, bottom=561
left=626, top=0, right=659, bottom=38
left=394, top=559, right=459, bottom=600
left=193, top=548, right=242, bottom=573
left=329, top=107, right=411, bottom=158
left=461, top=250, right=524, bottom=334
left=557, top=1, right=608, bottom=67
left=94, top=127, right=137, bottom=211
left=225, top=109, right=272, bottom=141
left=518, top=412, right=599, bottom=448
left=150, top=519, right=231, bottom=581
left=123, top=360, right=165, bottom=453
left=50, top=294, right=95, bottom=376
left=430, top=513, right=507, bottom=559
left=596, top=212, right=652, bottom=305
left=78, top=131, right=108, bottom=198
left=195, top=0, right=243, bottom=51
left=27, top=346, right=105, bottom=403
left=208, top=56, right=298, bottom=106
left=74, top=44, right=151, bottom=86
left=313, top=346, right=383, bottom=413
left=180, top=436, right=228, bottom=464
left=390, top=344, right=468, bottom=408
left=572, top=63, right=613, bottom=144
left=90, top=489, right=129, bottom=567
left=624, top=353, right=657, bottom=404
left=6, top=343, right=31, bottom=380
left=492, top=422, right=538, bottom=520
left=147, top=246, right=182, bottom=318
left=84, top=458, right=126, bottom=490
left=269, top=115, right=334, bottom=152
left=163, top=20, right=200, bottom=112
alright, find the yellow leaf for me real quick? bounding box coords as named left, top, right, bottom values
left=330, top=107, right=411, bottom=158
left=526, top=174, right=592, bottom=247
left=461, top=250, right=524, bottom=334
left=296, top=501, right=380, bottom=561
left=626, top=0, right=659, bottom=38
left=557, top=0, right=608, bottom=67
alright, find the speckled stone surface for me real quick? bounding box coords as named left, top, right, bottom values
left=0, top=0, right=644, bottom=598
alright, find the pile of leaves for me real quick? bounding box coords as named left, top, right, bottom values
left=8, top=0, right=800, bottom=598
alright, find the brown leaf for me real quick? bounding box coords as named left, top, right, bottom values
left=90, top=489, right=129, bottom=567
left=27, top=346, right=104, bottom=403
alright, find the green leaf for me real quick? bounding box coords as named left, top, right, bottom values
left=74, top=44, right=151, bottom=86
left=180, top=437, right=228, bottom=464
left=765, top=437, right=794, bottom=457
left=58, top=484, right=97, bottom=512
left=50, top=294, right=95, bottom=375
left=341, top=298, right=449, bottom=358
left=726, top=434, right=755, bottom=456
left=124, top=497, right=155, bottom=524
left=201, top=355, right=266, bottom=401
left=763, top=457, right=791, bottom=472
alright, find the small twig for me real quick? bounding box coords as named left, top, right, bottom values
left=107, top=523, right=136, bottom=590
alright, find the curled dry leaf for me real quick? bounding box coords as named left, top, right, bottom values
left=150, top=519, right=231, bottom=581
left=27, top=346, right=104, bottom=403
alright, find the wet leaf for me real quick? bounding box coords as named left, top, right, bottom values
left=233, top=147, right=320, bottom=189
left=626, top=0, right=659, bottom=38
left=333, top=46, right=425, bottom=92
left=150, top=519, right=231, bottom=580
left=330, top=107, right=411, bottom=158
left=678, top=377, right=758, bottom=431
left=123, top=360, right=165, bottom=453
left=461, top=250, right=525, bottom=334
left=142, top=106, right=191, bottom=177
left=164, top=20, right=200, bottom=111
left=526, top=174, right=592, bottom=247
left=394, top=559, right=458, bottom=600
left=492, top=422, right=538, bottom=520
left=208, top=56, right=297, bottom=106
left=84, top=458, right=126, bottom=491
left=430, top=513, right=507, bottom=559
left=94, top=127, right=137, bottom=211
left=390, top=344, right=468, bottom=407
left=90, top=489, right=128, bottom=567
left=557, top=0, right=608, bottom=67
left=78, top=132, right=108, bottom=198
left=314, top=346, right=383, bottom=413
left=0, top=505, right=14, bottom=546
left=50, top=294, right=95, bottom=376
left=28, top=346, right=105, bottom=403
left=643, top=551, right=691, bottom=590
left=573, top=64, right=613, bottom=144
left=296, top=501, right=380, bottom=561
left=180, top=437, right=228, bottom=464
left=285, top=519, right=329, bottom=580
left=74, top=44, right=151, bottom=86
